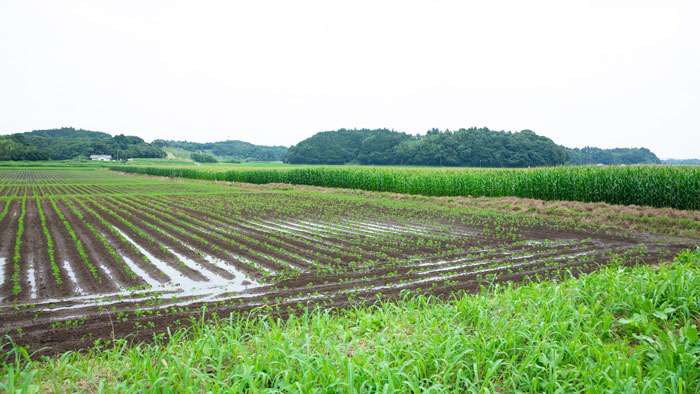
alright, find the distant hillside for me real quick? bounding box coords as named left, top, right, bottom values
left=283, top=128, right=666, bottom=167
left=283, top=128, right=569, bottom=167
left=662, top=158, right=700, bottom=165
left=282, top=129, right=408, bottom=165
left=1, top=126, right=669, bottom=166
left=566, top=147, right=660, bottom=165
left=23, top=127, right=111, bottom=139
left=159, top=140, right=287, bottom=162
left=0, top=127, right=165, bottom=161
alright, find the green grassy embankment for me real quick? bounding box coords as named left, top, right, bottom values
left=2, top=249, right=699, bottom=393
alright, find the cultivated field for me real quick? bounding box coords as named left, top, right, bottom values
left=114, top=164, right=700, bottom=209
left=0, top=169, right=693, bottom=353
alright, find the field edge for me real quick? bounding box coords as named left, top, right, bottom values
left=2, top=247, right=699, bottom=393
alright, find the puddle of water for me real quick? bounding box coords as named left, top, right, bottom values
left=27, top=258, right=37, bottom=299
left=0, top=257, right=5, bottom=301
left=0, top=257, right=5, bottom=290
left=121, top=255, right=162, bottom=288
left=113, top=227, right=201, bottom=290
left=197, top=221, right=309, bottom=273
left=28, top=261, right=263, bottom=314
left=99, top=261, right=118, bottom=286
left=63, top=260, right=85, bottom=295
left=94, top=230, right=165, bottom=289
left=339, top=220, right=403, bottom=233
left=296, top=220, right=392, bottom=239
left=297, top=220, right=365, bottom=236
left=167, top=248, right=229, bottom=286
left=257, top=220, right=397, bottom=268
left=290, top=219, right=439, bottom=244
left=258, top=220, right=361, bottom=253
left=338, top=220, right=431, bottom=236
left=115, top=226, right=261, bottom=295
left=164, top=238, right=262, bottom=288
left=195, top=252, right=261, bottom=293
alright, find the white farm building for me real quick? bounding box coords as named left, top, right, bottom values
left=89, top=154, right=112, bottom=161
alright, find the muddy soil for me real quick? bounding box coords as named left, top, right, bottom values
left=0, top=183, right=695, bottom=356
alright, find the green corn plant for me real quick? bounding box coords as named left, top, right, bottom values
left=11, top=196, right=27, bottom=295
left=111, top=165, right=700, bottom=210
left=36, top=197, right=61, bottom=285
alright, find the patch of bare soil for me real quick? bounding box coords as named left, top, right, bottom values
left=1, top=175, right=696, bottom=357
left=1, top=202, right=692, bottom=356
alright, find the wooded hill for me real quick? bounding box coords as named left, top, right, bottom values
left=158, top=139, right=287, bottom=162
left=282, top=128, right=662, bottom=167
left=566, top=146, right=660, bottom=165
left=0, top=128, right=165, bottom=161
left=1, top=126, right=665, bottom=166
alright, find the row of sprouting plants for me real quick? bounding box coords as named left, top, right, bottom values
left=32, top=243, right=648, bottom=339
left=5, top=188, right=572, bottom=299
left=0, top=169, right=648, bottom=306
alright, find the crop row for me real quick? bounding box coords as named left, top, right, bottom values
left=0, top=169, right=222, bottom=198
left=1, top=188, right=665, bottom=305
left=0, top=169, right=687, bottom=340
left=111, top=165, right=700, bottom=210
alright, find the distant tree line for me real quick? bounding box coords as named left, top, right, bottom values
left=565, top=147, right=660, bottom=165
left=0, top=134, right=52, bottom=161
left=661, top=158, right=700, bottom=165
left=160, top=139, right=287, bottom=162
left=282, top=128, right=668, bottom=167
left=0, top=128, right=165, bottom=161
left=24, top=128, right=111, bottom=139
left=283, top=128, right=570, bottom=167
left=0, top=126, right=672, bottom=166
left=190, top=152, right=217, bottom=163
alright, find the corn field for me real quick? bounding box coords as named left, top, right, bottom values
left=111, top=165, right=700, bottom=210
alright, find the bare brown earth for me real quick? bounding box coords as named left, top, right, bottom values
left=0, top=171, right=696, bottom=356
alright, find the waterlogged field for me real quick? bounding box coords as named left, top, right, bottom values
left=0, top=169, right=692, bottom=353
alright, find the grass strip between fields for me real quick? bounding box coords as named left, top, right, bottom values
left=2, top=248, right=699, bottom=393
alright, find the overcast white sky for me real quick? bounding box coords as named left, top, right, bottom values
left=1, top=1, right=699, bottom=158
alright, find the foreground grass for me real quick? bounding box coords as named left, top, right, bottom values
left=2, top=250, right=700, bottom=393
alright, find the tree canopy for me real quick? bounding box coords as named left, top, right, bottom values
left=565, top=147, right=660, bottom=165
left=661, top=158, right=700, bottom=165
left=283, top=128, right=570, bottom=167
left=159, top=140, right=287, bottom=162
left=190, top=152, right=217, bottom=163
left=0, top=127, right=165, bottom=161
left=1, top=126, right=669, bottom=166
left=282, top=129, right=407, bottom=165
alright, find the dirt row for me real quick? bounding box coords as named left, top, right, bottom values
left=3, top=242, right=686, bottom=356
left=0, top=188, right=694, bottom=355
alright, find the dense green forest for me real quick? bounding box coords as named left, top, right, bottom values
left=662, top=158, right=700, bottom=165
left=282, top=128, right=667, bottom=167
left=0, top=134, right=52, bottom=161
left=1, top=126, right=674, bottom=166
left=24, top=128, right=111, bottom=139
left=280, top=129, right=401, bottom=165
left=190, top=152, right=218, bottom=163
left=159, top=139, right=286, bottom=162
left=0, top=128, right=165, bottom=161
left=283, top=128, right=570, bottom=167
left=565, top=146, right=660, bottom=165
